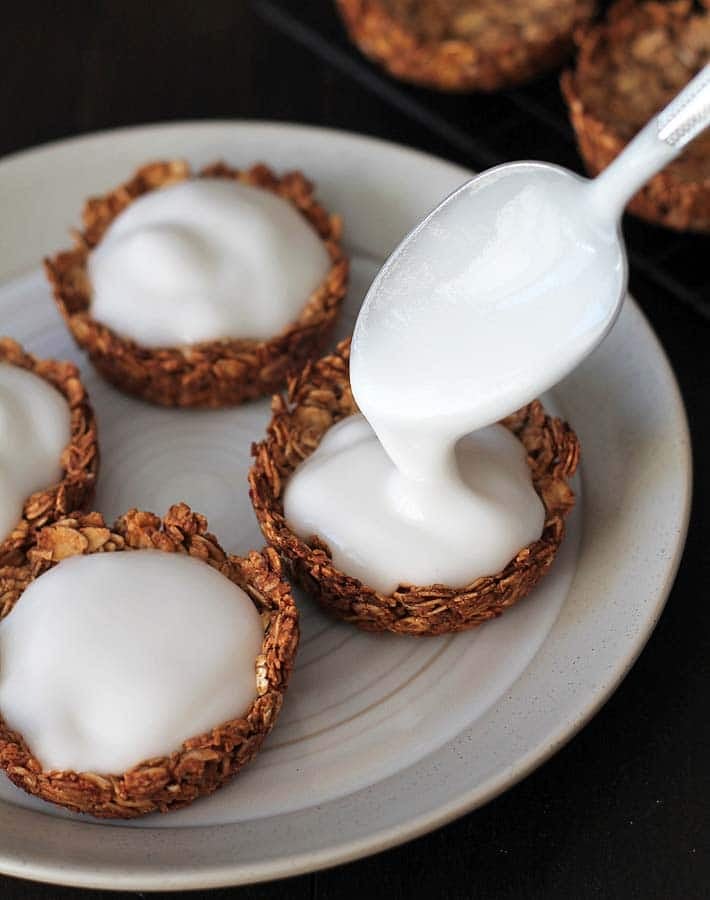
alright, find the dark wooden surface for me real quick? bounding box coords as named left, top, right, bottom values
left=0, top=2, right=708, bottom=897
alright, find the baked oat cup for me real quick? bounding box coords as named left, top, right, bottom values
left=561, top=0, right=710, bottom=232
left=0, top=337, right=98, bottom=566
left=0, top=504, right=298, bottom=819
left=337, top=0, right=597, bottom=92
left=45, top=160, right=349, bottom=407
left=250, top=339, right=580, bottom=636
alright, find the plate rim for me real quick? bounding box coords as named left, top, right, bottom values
left=0, top=120, right=692, bottom=891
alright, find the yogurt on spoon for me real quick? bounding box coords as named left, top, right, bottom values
left=285, top=67, right=710, bottom=594
left=350, top=166, right=621, bottom=483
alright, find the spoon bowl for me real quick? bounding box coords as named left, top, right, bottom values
left=351, top=65, right=709, bottom=476
left=352, top=160, right=626, bottom=435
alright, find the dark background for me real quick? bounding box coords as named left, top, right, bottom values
left=1, top=2, right=708, bottom=897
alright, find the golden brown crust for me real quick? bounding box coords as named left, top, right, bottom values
left=249, top=339, right=579, bottom=636
left=45, top=160, right=349, bottom=407
left=561, top=0, right=710, bottom=232
left=0, top=504, right=299, bottom=818
left=337, top=0, right=597, bottom=92
left=0, top=338, right=99, bottom=566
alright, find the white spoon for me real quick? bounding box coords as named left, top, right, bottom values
left=351, top=65, right=710, bottom=476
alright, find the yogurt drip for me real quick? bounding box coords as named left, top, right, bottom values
left=88, top=178, right=331, bottom=347
left=285, top=166, right=622, bottom=593
left=0, top=551, right=264, bottom=773
left=0, top=363, right=70, bottom=542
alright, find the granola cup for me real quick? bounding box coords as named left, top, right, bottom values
left=0, top=504, right=299, bottom=819
left=250, top=340, right=580, bottom=636
left=45, top=160, right=349, bottom=407
left=337, top=0, right=597, bottom=92
left=561, top=0, right=710, bottom=232
left=0, top=337, right=99, bottom=567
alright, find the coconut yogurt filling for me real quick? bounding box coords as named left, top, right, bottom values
left=283, top=414, right=544, bottom=596
left=0, top=362, right=71, bottom=543
left=87, top=178, right=332, bottom=347
left=285, top=170, right=616, bottom=591
left=0, top=551, right=265, bottom=774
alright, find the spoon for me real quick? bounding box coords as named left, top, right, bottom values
left=351, top=65, right=710, bottom=477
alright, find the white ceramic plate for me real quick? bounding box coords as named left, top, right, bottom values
left=0, top=123, right=691, bottom=890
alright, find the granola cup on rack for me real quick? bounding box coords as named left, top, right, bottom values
left=0, top=504, right=299, bottom=819
left=0, top=337, right=98, bottom=567
left=337, top=0, right=597, bottom=92
left=561, top=0, right=710, bottom=232
left=45, top=160, right=349, bottom=407
left=250, top=340, right=580, bottom=636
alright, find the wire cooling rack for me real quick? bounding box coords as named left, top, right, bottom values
left=257, top=0, right=709, bottom=320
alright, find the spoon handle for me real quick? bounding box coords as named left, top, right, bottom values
left=657, top=63, right=710, bottom=151
left=585, top=64, right=710, bottom=223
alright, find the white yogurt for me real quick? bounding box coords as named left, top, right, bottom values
left=88, top=178, right=331, bottom=347
left=0, top=362, right=70, bottom=543
left=0, top=551, right=264, bottom=773
left=351, top=167, right=622, bottom=481
left=285, top=166, right=622, bottom=591
left=284, top=414, right=543, bottom=595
